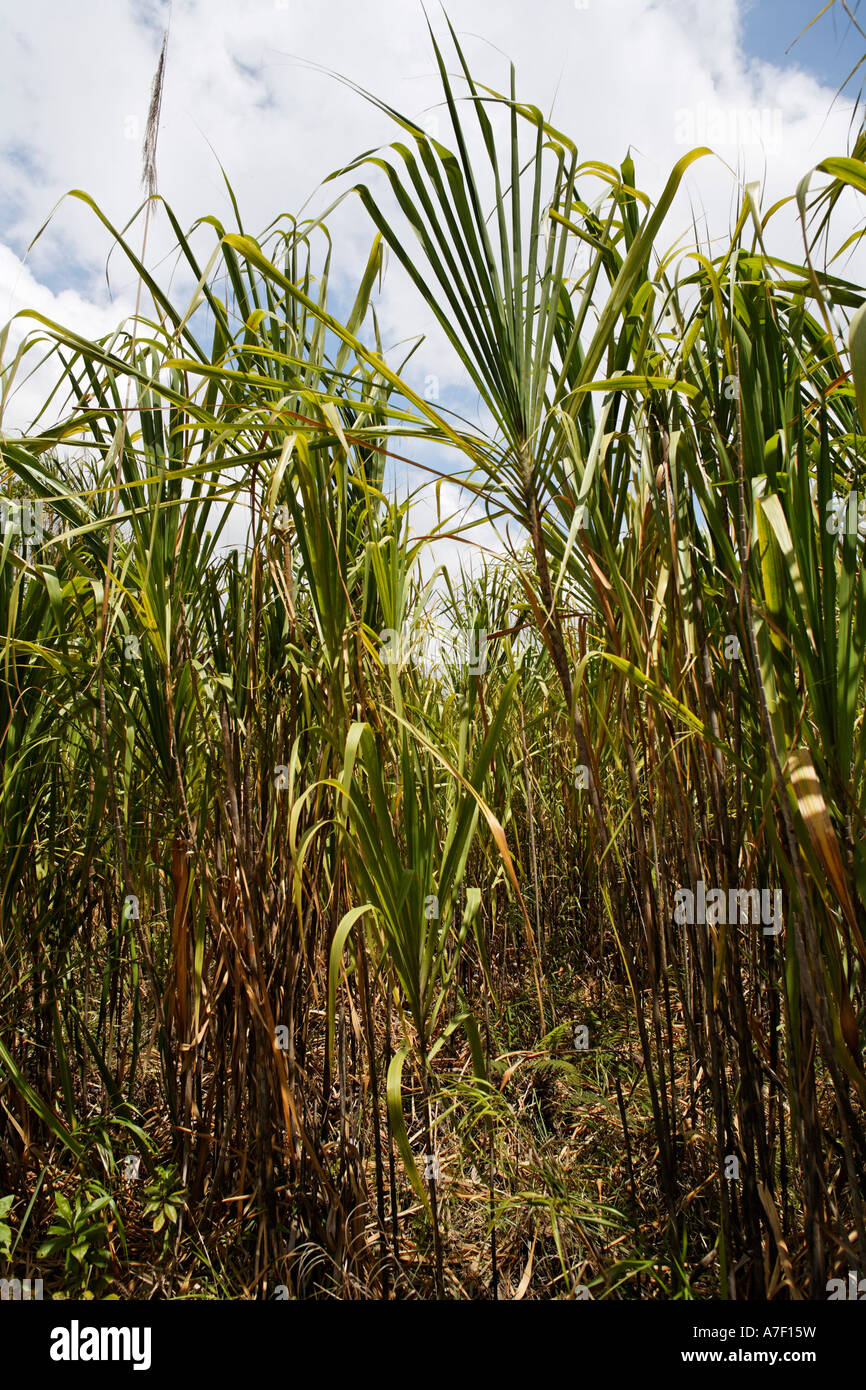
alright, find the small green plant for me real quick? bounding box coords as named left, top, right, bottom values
left=0, top=1195, right=15, bottom=1259
left=142, top=1165, right=186, bottom=1250
left=37, top=1185, right=121, bottom=1297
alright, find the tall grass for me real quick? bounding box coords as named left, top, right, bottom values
left=0, top=20, right=865, bottom=1299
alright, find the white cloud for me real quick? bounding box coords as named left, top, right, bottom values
left=1, top=1, right=859, bottom=283
left=1, top=0, right=863, bottom=569
left=407, top=473, right=505, bottom=586
left=0, top=241, right=137, bottom=431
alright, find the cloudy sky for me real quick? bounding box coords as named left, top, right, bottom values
left=1, top=0, right=864, bottom=568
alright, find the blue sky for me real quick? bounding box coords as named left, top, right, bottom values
left=744, top=0, right=864, bottom=89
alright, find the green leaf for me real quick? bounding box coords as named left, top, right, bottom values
left=386, top=1046, right=430, bottom=1214
left=849, top=299, right=866, bottom=429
